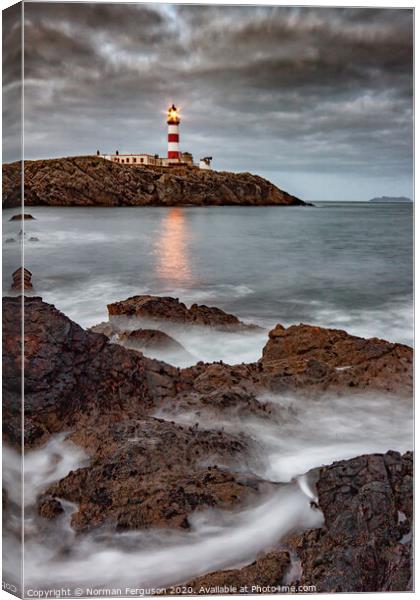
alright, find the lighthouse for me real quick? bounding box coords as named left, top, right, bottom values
left=167, top=104, right=181, bottom=163
left=102, top=103, right=212, bottom=169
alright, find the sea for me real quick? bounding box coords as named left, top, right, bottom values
left=2, top=201, right=414, bottom=593
left=2, top=201, right=413, bottom=353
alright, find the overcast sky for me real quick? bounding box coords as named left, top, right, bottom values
left=3, top=2, right=413, bottom=201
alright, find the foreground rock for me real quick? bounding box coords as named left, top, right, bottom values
left=261, top=323, right=413, bottom=395
left=38, top=496, right=64, bottom=519
left=45, top=417, right=264, bottom=532
left=3, top=296, right=267, bottom=532
left=3, top=296, right=413, bottom=448
left=294, top=451, right=413, bottom=592
left=2, top=296, right=155, bottom=447
left=2, top=156, right=308, bottom=208
left=2, top=296, right=413, bottom=590
left=108, top=294, right=261, bottom=332
left=193, top=451, right=414, bottom=594
left=184, top=551, right=291, bottom=594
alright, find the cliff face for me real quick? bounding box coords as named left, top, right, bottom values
left=2, top=156, right=307, bottom=207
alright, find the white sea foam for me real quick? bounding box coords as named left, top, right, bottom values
left=23, top=483, right=322, bottom=590
left=308, top=297, right=413, bottom=347
left=158, top=392, right=413, bottom=482
left=109, top=317, right=268, bottom=367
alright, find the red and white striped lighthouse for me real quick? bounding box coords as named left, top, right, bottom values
left=167, top=104, right=181, bottom=162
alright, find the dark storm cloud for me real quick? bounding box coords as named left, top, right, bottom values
left=6, top=2, right=413, bottom=199
left=2, top=2, right=22, bottom=160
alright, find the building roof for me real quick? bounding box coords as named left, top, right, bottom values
left=108, top=153, right=158, bottom=157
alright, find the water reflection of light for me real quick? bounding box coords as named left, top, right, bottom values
left=156, top=208, right=193, bottom=285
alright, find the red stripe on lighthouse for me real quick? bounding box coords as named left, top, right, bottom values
left=168, top=133, right=179, bottom=142
left=168, top=151, right=180, bottom=159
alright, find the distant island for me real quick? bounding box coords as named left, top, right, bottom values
left=369, top=196, right=412, bottom=203
left=2, top=156, right=310, bottom=208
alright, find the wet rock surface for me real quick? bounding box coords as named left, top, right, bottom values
left=2, top=295, right=413, bottom=591
left=38, top=496, right=64, bottom=519
left=45, top=417, right=263, bottom=532
left=3, top=294, right=413, bottom=444
left=261, top=323, right=412, bottom=395
left=184, top=551, right=291, bottom=593
left=2, top=296, right=155, bottom=448
left=2, top=156, right=308, bottom=207
left=108, top=294, right=261, bottom=332
left=171, top=389, right=273, bottom=422
left=293, top=451, right=413, bottom=592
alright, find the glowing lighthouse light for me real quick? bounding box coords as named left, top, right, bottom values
left=167, top=104, right=181, bottom=163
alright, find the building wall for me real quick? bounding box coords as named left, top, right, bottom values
left=101, top=153, right=202, bottom=168
left=181, top=153, right=193, bottom=165
left=103, top=154, right=160, bottom=166
left=199, top=159, right=212, bottom=170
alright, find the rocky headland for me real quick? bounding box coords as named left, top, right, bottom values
left=2, top=294, right=413, bottom=592
left=2, top=156, right=308, bottom=208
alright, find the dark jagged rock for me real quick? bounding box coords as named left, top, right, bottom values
left=2, top=296, right=155, bottom=448
left=172, top=389, right=273, bottom=422
left=190, top=362, right=261, bottom=395
left=183, top=551, right=291, bottom=593
left=3, top=296, right=266, bottom=533
left=2, top=156, right=308, bottom=208
left=261, top=323, right=413, bottom=395
left=38, top=496, right=64, bottom=519
left=3, top=297, right=413, bottom=452
left=108, top=294, right=261, bottom=332
left=44, top=418, right=263, bottom=532
left=294, top=451, right=413, bottom=592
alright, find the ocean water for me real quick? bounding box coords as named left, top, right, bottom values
left=2, top=202, right=413, bottom=356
